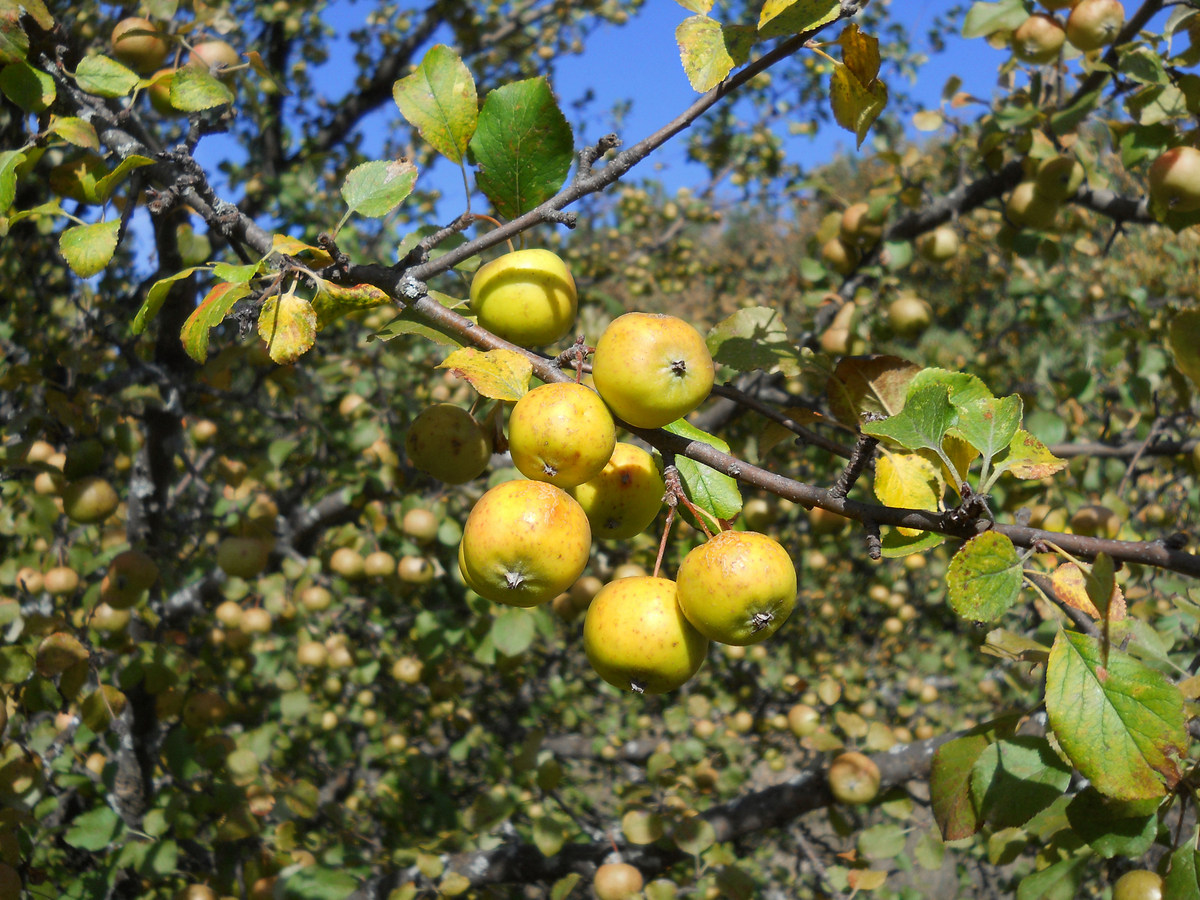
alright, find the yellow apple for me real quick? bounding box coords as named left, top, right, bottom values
left=1034, top=155, right=1085, bottom=202
left=591, top=312, right=714, bottom=429
left=507, top=382, right=615, bottom=488
left=828, top=750, right=881, bottom=804
left=469, top=248, right=577, bottom=347
left=1006, top=180, right=1060, bottom=229
left=821, top=236, right=860, bottom=276
left=593, top=862, right=644, bottom=900
left=1012, top=14, right=1066, bottom=63
left=675, top=530, right=797, bottom=645
left=1065, top=0, right=1124, bottom=51
left=887, top=295, right=932, bottom=337
left=569, top=442, right=665, bottom=539
left=188, top=39, right=241, bottom=79
left=459, top=480, right=591, bottom=607
left=1148, top=146, right=1200, bottom=213
left=583, top=576, right=708, bottom=694
left=111, top=17, right=169, bottom=74
left=915, top=225, right=959, bottom=262
left=1112, top=869, right=1164, bottom=900
left=62, top=476, right=119, bottom=524
left=405, top=403, right=491, bottom=484
left=839, top=202, right=885, bottom=249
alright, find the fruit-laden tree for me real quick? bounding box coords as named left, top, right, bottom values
left=4, top=0, right=1200, bottom=897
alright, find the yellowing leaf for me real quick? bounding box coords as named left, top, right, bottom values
left=926, top=433, right=979, bottom=497
left=258, top=289, right=318, bottom=365
left=839, top=23, right=880, bottom=86
left=758, top=0, right=841, bottom=38
left=830, top=61, right=888, bottom=148
left=181, top=280, right=252, bottom=363
left=311, top=279, right=391, bottom=329
left=1050, top=563, right=1126, bottom=622
left=59, top=219, right=119, bottom=277
left=675, top=16, right=754, bottom=93
left=874, top=452, right=942, bottom=536
left=270, top=233, right=334, bottom=267
left=436, top=347, right=532, bottom=402
left=392, top=44, right=478, bottom=165
left=847, top=869, right=888, bottom=891
left=992, top=429, right=1067, bottom=480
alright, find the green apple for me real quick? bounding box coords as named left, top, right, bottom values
left=111, top=17, right=169, bottom=74
left=405, top=403, right=491, bottom=484
left=469, top=248, right=577, bottom=347
left=459, top=480, right=591, bottom=607
left=1065, top=0, right=1124, bottom=51
left=216, top=537, right=271, bottom=579
left=100, top=549, right=159, bottom=609
left=593, top=862, right=644, bottom=900
left=583, top=576, right=709, bottom=694
left=828, top=750, right=881, bottom=804
left=402, top=507, right=440, bottom=543
left=591, top=312, right=714, bottom=429
left=1012, top=14, right=1066, bottom=63
left=1148, top=146, right=1200, bottom=213
left=915, top=226, right=959, bottom=262
left=62, top=476, right=119, bottom=524
left=787, top=703, right=820, bottom=738
left=1006, top=180, right=1060, bottom=229
left=839, top=202, right=885, bottom=249
left=821, top=236, right=860, bottom=276
left=675, top=530, right=797, bottom=645
left=1034, top=154, right=1085, bottom=202
left=569, top=442, right=665, bottom=539
left=328, top=547, right=365, bottom=579
left=887, top=295, right=932, bottom=337
left=507, top=382, right=615, bottom=488
left=1112, top=869, right=1163, bottom=900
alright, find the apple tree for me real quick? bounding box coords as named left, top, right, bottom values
left=2, top=0, right=1200, bottom=897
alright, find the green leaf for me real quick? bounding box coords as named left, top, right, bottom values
left=436, top=346, right=532, bottom=401
left=970, top=737, right=1072, bottom=829
left=211, top=261, right=261, bottom=284
left=181, top=280, right=252, bottom=363
left=74, top=54, right=139, bottom=97
left=949, top=394, right=1021, bottom=465
left=0, top=9, right=31, bottom=64
left=258, top=289, right=318, bottom=365
left=0, top=148, right=25, bottom=214
left=532, top=813, right=568, bottom=857
left=962, top=0, right=1028, bottom=39
left=1165, top=837, right=1200, bottom=900
left=47, top=116, right=100, bottom=150
left=491, top=608, right=535, bottom=657
left=880, top=528, right=945, bottom=558
left=930, top=715, right=1021, bottom=841
left=862, top=383, right=957, bottom=455
left=1064, top=787, right=1159, bottom=858
left=758, top=0, right=841, bottom=38
left=0, top=646, right=34, bottom=684
left=672, top=816, right=716, bottom=855
left=829, top=62, right=888, bottom=149
left=706, top=306, right=802, bottom=376
left=945, top=531, right=1022, bottom=623
left=675, top=16, right=754, bottom=93
left=392, top=44, right=477, bottom=165
left=989, top=428, right=1067, bottom=481
left=169, top=65, right=234, bottom=111
left=63, top=805, right=123, bottom=851
left=1168, top=309, right=1200, bottom=390
left=59, top=219, right=120, bottom=278
left=470, top=77, right=573, bottom=220
left=1014, top=855, right=1089, bottom=900
left=94, top=154, right=155, bottom=203
left=280, top=866, right=359, bottom=900
left=550, top=873, right=583, bottom=900
left=0, top=59, right=53, bottom=111
left=340, top=158, right=418, bottom=220
left=662, top=419, right=743, bottom=525
left=1046, top=629, right=1187, bottom=800
left=857, top=823, right=907, bottom=860
left=907, top=367, right=995, bottom=407
left=132, top=266, right=201, bottom=334
left=370, top=303, right=465, bottom=348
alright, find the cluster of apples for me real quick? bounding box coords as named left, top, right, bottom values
left=405, top=247, right=800, bottom=694
left=109, top=15, right=241, bottom=115
left=1011, top=0, right=1125, bottom=64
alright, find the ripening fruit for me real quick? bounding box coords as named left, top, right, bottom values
left=216, top=537, right=271, bottom=579
left=1148, top=146, right=1200, bottom=213
left=397, top=554, right=434, bottom=585
left=111, top=17, right=169, bottom=74
left=787, top=703, right=820, bottom=738
left=828, top=751, right=882, bottom=804
left=469, top=248, right=577, bottom=347
left=405, top=404, right=491, bottom=484
left=569, top=442, right=665, bottom=540
left=1006, top=181, right=1060, bottom=229
left=1012, top=14, right=1066, bottom=63
left=329, top=547, right=366, bottom=579
left=174, top=883, right=218, bottom=900
left=675, top=530, right=797, bottom=645
left=914, top=226, right=959, bottom=262
left=363, top=551, right=396, bottom=578
left=147, top=67, right=179, bottom=115
left=1065, top=0, right=1124, bottom=51
left=887, top=295, right=932, bottom=337
left=459, top=480, right=591, bottom=607
left=1070, top=503, right=1121, bottom=538
left=1112, top=869, right=1164, bottom=900
left=402, top=507, right=440, bottom=543
left=839, top=202, right=885, bottom=249
left=583, top=576, right=709, bottom=694
left=189, top=40, right=241, bottom=79
left=43, top=566, right=80, bottom=596
left=591, top=312, right=715, bottom=429
left=592, top=862, right=644, bottom=900
left=507, top=382, right=616, bottom=488
left=1034, top=155, right=1085, bottom=202
left=821, top=236, right=860, bottom=275
left=62, top=476, right=119, bottom=523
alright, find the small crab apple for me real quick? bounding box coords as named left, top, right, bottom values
left=591, top=312, right=715, bottom=429
left=583, top=576, right=709, bottom=694
left=1112, top=869, right=1163, bottom=900
left=675, top=530, right=797, bottom=645
left=1148, top=146, right=1200, bottom=214
left=111, top=17, right=169, bottom=74
left=62, top=476, right=119, bottom=524
left=459, top=480, right=591, bottom=607
left=1012, top=13, right=1066, bottom=63
left=188, top=40, right=241, bottom=80
left=1006, top=181, right=1060, bottom=229
left=828, top=750, right=881, bottom=804
left=1065, top=0, right=1124, bottom=51
left=839, top=202, right=885, bottom=249
left=469, top=248, right=577, bottom=347
left=569, top=442, right=665, bottom=540
left=915, top=225, right=959, bottom=262
left=592, top=862, right=644, bottom=900
left=507, top=382, right=616, bottom=488
left=1034, top=155, right=1085, bottom=202
left=405, top=403, right=491, bottom=484
left=820, top=236, right=860, bottom=276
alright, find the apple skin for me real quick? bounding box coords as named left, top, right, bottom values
left=1012, top=14, right=1066, bottom=63
left=821, top=236, right=860, bottom=276
left=507, top=382, right=616, bottom=488
left=592, top=862, right=644, bottom=900
left=569, top=442, right=665, bottom=540
left=1148, top=146, right=1200, bottom=213
left=405, top=403, right=491, bottom=484
left=583, top=576, right=709, bottom=694
left=216, top=537, right=271, bottom=579
left=915, top=226, right=959, bottom=262
left=839, top=202, right=885, bottom=249
left=61, top=476, right=119, bottom=524
left=1006, top=181, right=1060, bottom=229
left=591, top=312, right=715, bottom=429
left=469, top=248, right=577, bottom=347
left=887, top=295, right=932, bottom=337
left=100, top=549, right=159, bottom=608
left=111, top=17, right=169, bottom=74
left=1034, top=155, right=1085, bottom=202
left=1065, top=0, right=1124, bottom=51
left=675, top=530, right=797, bottom=645
left=827, top=750, right=882, bottom=804
left=188, top=40, right=241, bottom=78
left=1112, top=869, right=1163, bottom=900
left=459, top=480, right=591, bottom=607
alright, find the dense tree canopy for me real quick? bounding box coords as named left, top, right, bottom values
left=3, top=0, right=1200, bottom=898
